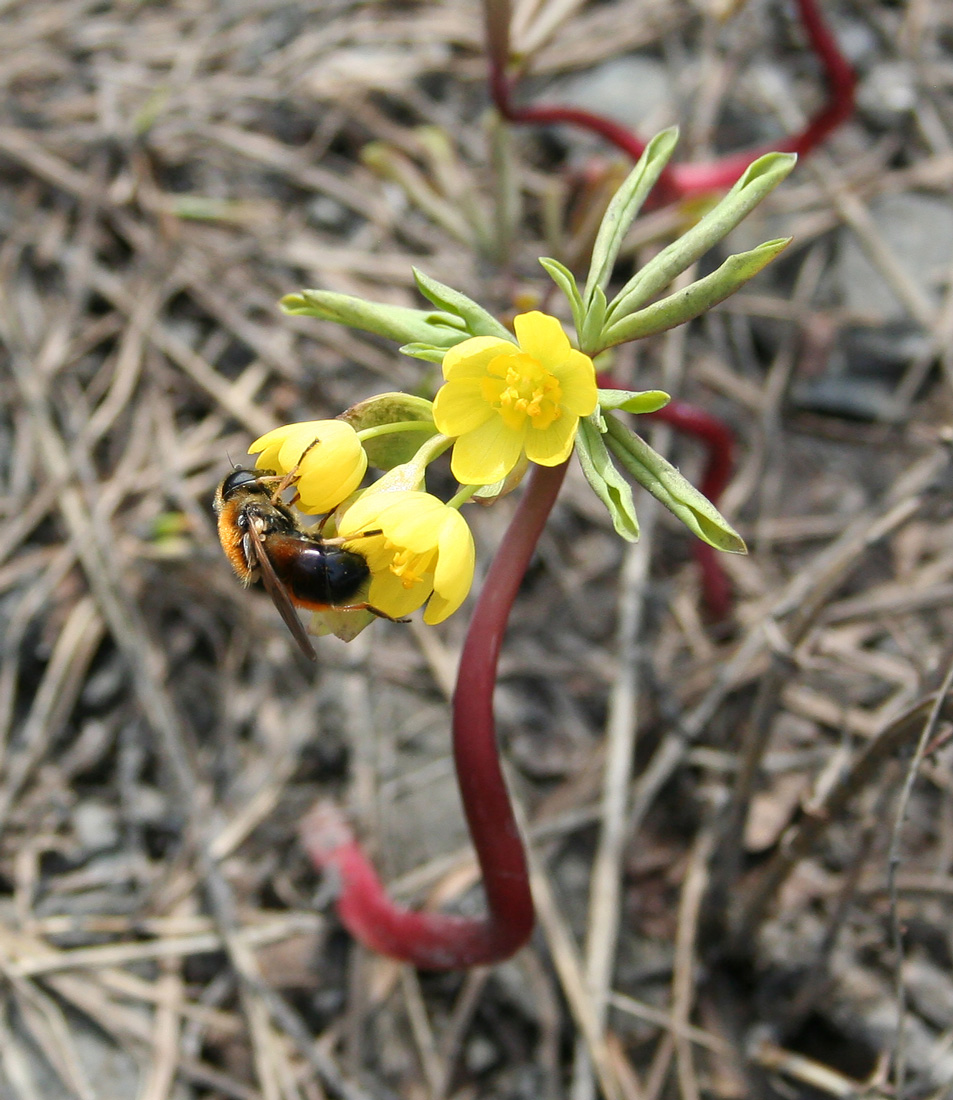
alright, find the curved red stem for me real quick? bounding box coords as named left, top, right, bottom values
left=301, top=461, right=568, bottom=969
left=490, top=0, right=855, bottom=198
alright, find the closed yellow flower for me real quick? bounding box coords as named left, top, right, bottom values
left=432, top=311, right=598, bottom=485
left=337, top=491, right=475, bottom=624
left=249, top=420, right=367, bottom=514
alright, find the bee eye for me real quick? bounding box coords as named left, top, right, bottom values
left=222, top=468, right=263, bottom=499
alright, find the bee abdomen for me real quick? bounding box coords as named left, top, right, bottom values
left=267, top=537, right=370, bottom=609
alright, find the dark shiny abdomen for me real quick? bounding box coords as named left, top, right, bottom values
left=266, top=535, right=369, bottom=609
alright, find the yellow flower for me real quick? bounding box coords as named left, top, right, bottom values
left=336, top=491, right=475, bottom=624
left=249, top=420, right=367, bottom=514
left=432, top=311, right=598, bottom=485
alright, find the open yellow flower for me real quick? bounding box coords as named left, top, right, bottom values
left=249, top=419, right=367, bottom=514
left=432, top=311, right=598, bottom=485
left=337, top=490, right=474, bottom=624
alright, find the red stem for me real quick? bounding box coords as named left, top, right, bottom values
left=301, top=461, right=568, bottom=968
left=490, top=0, right=855, bottom=198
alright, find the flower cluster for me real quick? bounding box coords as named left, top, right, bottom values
left=240, top=309, right=601, bottom=641
left=219, top=134, right=791, bottom=645
left=246, top=420, right=472, bottom=636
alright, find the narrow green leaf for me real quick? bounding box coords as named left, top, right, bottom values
left=600, top=238, right=791, bottom=348
left=579, top=285, right=609, bottom=355
left=412, top=269, right=514, bottom=341
left=398, top=342, right=453, bottom=363
left=538, top=257, right=585, bottom=336
left=598, top=388, right=671, bottom=414
left=583, top=127, right=679, bottom=306
left=604, top=415, right=745, bottom=553
left=606, top=151, right=797, bottom=321
left=281, top=290, right=465, bottom=348
left=575, top=418, right=640, bottom=542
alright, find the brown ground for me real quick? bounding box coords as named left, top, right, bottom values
left=2, top=1, right=953, bottom=1097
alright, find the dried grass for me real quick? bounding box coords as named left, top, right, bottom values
left=2, top=0, right=953, bottom=1097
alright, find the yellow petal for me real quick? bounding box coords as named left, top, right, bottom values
left=276, top=424, right=326, bottom=471
left=336, top=493, right=381, bottom=536
left=524, top=411, right=578, bottom=466
left=252, top=441, right=283, bottom=472
left=345, top=530, right=391, bottom=572
left=513, top=311, right=572, bottom=368
left=433, top=377, right=495, bottom=436
left=367, top=568, right=431, bottom=618
left=248, top=421, right=368, bottom=513
left=442, top=336, right=518, bottom=381
left=551, top=351, right=598, bottom=415
left=422, top=592, right=452, bottom=624
left=450, top=417, right=525, bottom=485
left=250, top=422, right=320, bottom=472
left=293, top=423, right=367, bottom=514
left=383, top=496, right=448, bottom=553
left=248, top=422, right=301, bottom=458
left=432, top=513, right=474, bottom=609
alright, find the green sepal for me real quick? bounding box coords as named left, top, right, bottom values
left=583, top=127, right=680, bottom=306
left=601, top=238, right=792, bottom=348
left=281, top=289, right=466, bottom=349
left=605, top=151, right=797, bottom=322
left=538, top=257, right=585, bottom=336
left=412, top=269, right=515, bottom=341
left=310, top=607, right=375, bottom=643
left=575, top=417, right=640, bottom=542
left=603, top=414, right=745, bottom=553
left=471, top=453, right=529, bottom=503
left=598, top=388, right=671, bottom=414
left=340, top=392, right=438, bottom=470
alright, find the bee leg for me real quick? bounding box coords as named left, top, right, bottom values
left=268, top=437, right=323, bottom=503
left=320, top=528, right=384, bottom=546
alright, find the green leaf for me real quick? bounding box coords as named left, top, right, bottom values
left=538, top=257, right=585, bottom=336
left=399, top=342, right=451, bottom=363
left=601, top=238, right=791, bottom=348
left=604, top=415, right=745, bottom=553
left=583, top=127, right=679, bottom=306
left=575, top=417, right=640, bottom=542
left=606, top=151, right=797, bottom=322
left=579, top=286, right=608, bottom=356
left=412, top=269, right=515, bottom=341
left=281, top=289, right=466, bottom=348
left=598, top=388, right=671, bottom=414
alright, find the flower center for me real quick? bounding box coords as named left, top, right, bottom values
left=482, top=353, right=563, bottom=431
left=388, top=544, right=437, bottom=590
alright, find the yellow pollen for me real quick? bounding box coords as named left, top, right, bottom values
left=388, top=546, right=435, bottom=590
left=486, top=355, right=563, bottom=430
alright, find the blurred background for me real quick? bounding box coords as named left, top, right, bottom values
left=2, top=0, right=953, bottom=1097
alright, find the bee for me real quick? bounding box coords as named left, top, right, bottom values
left=214, top=466, right=399, bottom=660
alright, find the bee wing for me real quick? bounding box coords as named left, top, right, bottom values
left=244, top=520, right=317, bottom=662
